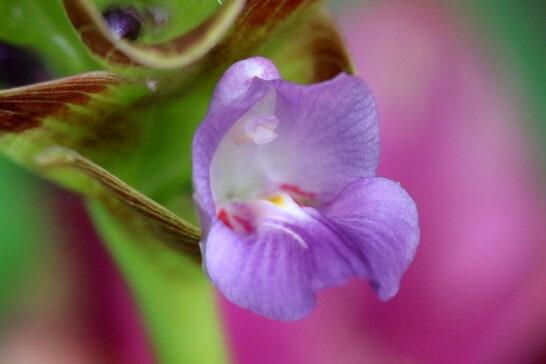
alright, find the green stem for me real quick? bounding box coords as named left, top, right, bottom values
left=88, top=200, right=229, bottom=364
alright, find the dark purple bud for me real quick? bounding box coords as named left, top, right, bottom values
left=0, top=41, right=50, bottom=88
left=103, top=7, right=142, bottom=41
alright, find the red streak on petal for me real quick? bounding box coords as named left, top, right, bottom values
left=233, top=215, right=254, bottom=233
left=280, top=183, right=316, bottom=198
left=218, top=208, right=233, bottom=229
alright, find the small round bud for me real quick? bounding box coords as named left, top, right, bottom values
left=103, top=7, right=142, bottom=41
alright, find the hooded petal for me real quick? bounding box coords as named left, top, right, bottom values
left=192, top=57, right=280, bottom=220
left=209, top=56, right=282, bottom=109
left=193, top=57, right=380, bottom=223
left=319, top=177, right=419, bottom=300
left=193, top=58, right=418, bottom=320
left=256, top=74, right=380, bottom=202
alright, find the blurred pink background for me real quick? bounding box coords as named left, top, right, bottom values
left=219, top=1, right=546, bottom=363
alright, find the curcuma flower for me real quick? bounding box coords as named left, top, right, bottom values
left=192, top=57, right=420, bottom=320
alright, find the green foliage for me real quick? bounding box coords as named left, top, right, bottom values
left=0, top=0, right=354, bottom=362
left=89, top=200, right=227, bottom=364
left=62, top=0, right=245, bottom=75
left=91, top=0, right=222, bottom=43
left=0, top=0, right=98, bottom=76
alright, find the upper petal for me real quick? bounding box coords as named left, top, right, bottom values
left=210, top=56, right=281, bottom=108
left=261, top=73, right=380, bottom=203
left=193, top=57, right=380, bottom=225
left=319, top=177, right=420, bottom=300
left=209, top=74, right=380, bottom=206
left=193, top=58, right=278, bottom=220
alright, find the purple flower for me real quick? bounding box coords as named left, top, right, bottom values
left=192, top=57, right=419, bottom=320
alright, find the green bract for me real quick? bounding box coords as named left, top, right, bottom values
left=0, top=1, right=353, bottom=362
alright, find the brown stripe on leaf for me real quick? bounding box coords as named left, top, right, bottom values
left=62, top=0, right=245, bottom=71
left=63, top=0, right=136, bottom=66
left=2, top=90, right=101, bottom=102
left=305, top=11, right=354, bottom=81
left=149, top=1, right=241, bottom=55
left=0, top=112, right=41, bottom=133
left=262, top=10, right=354, bottom=84
left=0, top=72, right=127, bottom=135
left=200, top=0, right=324, bottom=70
left=0, top=100, right=73, bottom=119
left=223, top=0, right=320, bottom=49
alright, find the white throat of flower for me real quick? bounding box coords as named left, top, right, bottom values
left=209, top=90, right=313, bottom=234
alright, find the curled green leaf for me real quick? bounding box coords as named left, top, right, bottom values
left=0, top=71, right=200, bottom=253
left=218, top=0, right=324, bottom=58
left=0, top=71, right=150, bottom=166
left=35, top=146, right=201, bottom=253
left=0, top=2, right=358, bottom=361
left=62, top=0, right=245, bottom=74
left=261, top=9, right=355, bottom=84
left=165, top=0, right=349, bottom=90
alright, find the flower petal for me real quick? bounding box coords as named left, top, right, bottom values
left=210, top=56, right=281, bottom=108
left=319, top=177, right=419, bottom=300
left=204, top=197, right=373, bottom=320
left=211, top=74, right=380, bottom=205
left=193, top=58, right=281, bottom=220
left=203, top=177, right=418, bottom=319
left=194, top=58, right=419, bottom=321
left=263, top=74, right=380, bottom=203
left=204, top=219, right=317, bottom=320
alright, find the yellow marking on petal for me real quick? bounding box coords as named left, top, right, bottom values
left=266, top=194, right=286, bottom=207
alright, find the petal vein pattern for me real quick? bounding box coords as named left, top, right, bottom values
left=192, top=57, right=419, bottom=320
